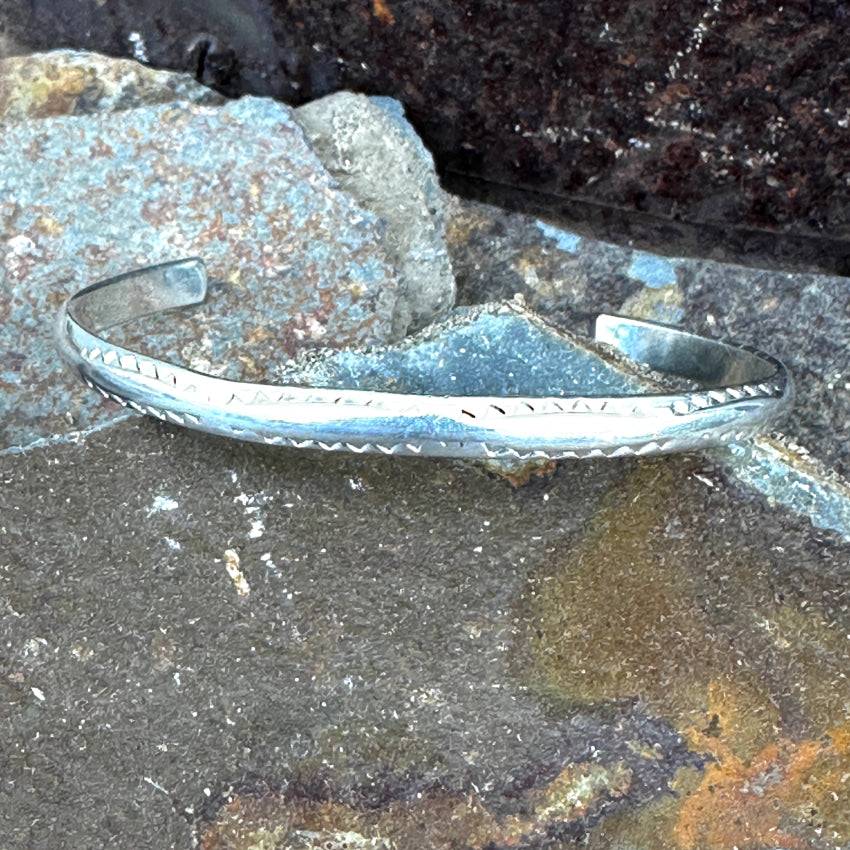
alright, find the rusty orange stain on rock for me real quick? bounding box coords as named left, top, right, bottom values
left=515, top=461, right=850, bottom=849
left=196, top=210, right=229, bottom=243
left=372, top=0, right=396, bottom=25
left=674, top=730, right=849, bottom=848
left=673, top=696, right=850, bottom=850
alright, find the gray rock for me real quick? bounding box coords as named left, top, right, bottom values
left=2, top=53, right=850, bottom=850
left=0, top=420, right=708, bottom=849
left=0, top=62, right=402, bottom=452
left=443, top=197, right=850, bottom=529
left=446, top=197, right=850, bottom=481
left=275, top=300, right=666, bottom=398
left=3, top=416, right=850, bottom=848
left=295, top=92, right=456, bottom=335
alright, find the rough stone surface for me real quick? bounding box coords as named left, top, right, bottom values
left=441, top=198, right=850, bottom=536
left=446, top=196, right=850, bottom=483
left=0, top=423, right=695, bottom=848
left=0, top=48, right=224, bottom=122
left=3, top=423, right=850, bottom=848
left=295, top=92, right=455, bottom=335
left=275, top=302, right=656, bottom=398
left=3, top=44, right=850, bottom=850
left=0, top=56, right=404, bottom=452
left=4, top=1, right=850, bottom=268
left=447, top=198, right=646, bottom=318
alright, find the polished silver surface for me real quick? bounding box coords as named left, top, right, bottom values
left=56, top=258, right=793, bottom=459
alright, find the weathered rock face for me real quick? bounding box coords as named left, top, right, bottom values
left=0, top=96, right=397, bottom=446
left=295, top=93, right=455, bottom=335
left=0, top=52, right=454, bottom=450
left=0, top=48, right=225, bottom=119
left=3, top=51, right=847, bottom=522
left=5, top=418, right=850, bottom=850
left=445, top=197, right=850, bottom=484
left=4, top=1, right=850, bottom=270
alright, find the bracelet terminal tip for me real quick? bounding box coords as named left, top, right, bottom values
left=66, top=257, right=208, bottom=332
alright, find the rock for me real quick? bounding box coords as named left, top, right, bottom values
left=0, top=54, right=402, bottom=452
left=0, top=48, right=224, bottom=122
left=444, top=199, right=850, bottom=527
left=294, top=92, right=455, bottom=335
left=274, top=301, right=653, bottom=399
left=3, top=42, right=850, bottom=850
left=5, top=2, right=850, bottom=266
left=200, top=762, right=634, bottom=849
left=0, top=421, right=698, bottom=848
left=3, top=414, right=850, bottom=848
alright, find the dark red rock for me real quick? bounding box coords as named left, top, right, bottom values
left=4, top=0, right=850, bottom=270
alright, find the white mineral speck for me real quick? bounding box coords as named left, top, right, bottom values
left=128, top=32, right=149, bottom=63
left=8, top=234, right=36, bottom=254
left=151, top=495, right=178, bottom=513
left=224, top=549, right=251, bottom=596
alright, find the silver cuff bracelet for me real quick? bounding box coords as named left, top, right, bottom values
left=56, top=258, right=793, bottom=460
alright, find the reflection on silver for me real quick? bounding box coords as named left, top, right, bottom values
left=56, top=258, right=793, bottom=459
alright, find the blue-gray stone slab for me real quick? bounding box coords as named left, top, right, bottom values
left=275, top=303, right=649, bottom=397
left=445, top=198, right=850, bottom=536
left=0, top=49, right=224, bottom=121
left=448, top=197, right=850, bottom=478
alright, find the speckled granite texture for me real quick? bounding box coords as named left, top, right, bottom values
left=447, top=197, right=850, bottom=482
left=0, top=49, right=226, bottom=119
left=0, top=102, right=393, bottom=447
left=4, top=425, right=850, bottom=849
left=295, top=92, right=456, bottom=335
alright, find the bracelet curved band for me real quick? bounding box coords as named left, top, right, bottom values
left=56, top=258, right=793, bottom=460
